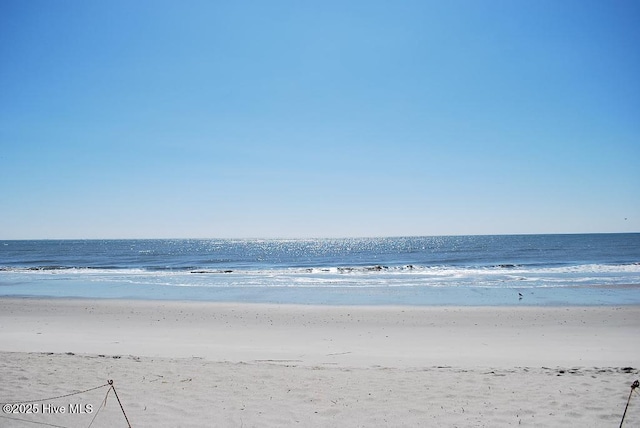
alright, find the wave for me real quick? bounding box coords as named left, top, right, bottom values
left=2, top=262, right=640, bottom=277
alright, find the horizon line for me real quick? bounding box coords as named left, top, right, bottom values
left=2, top=231, right=638, bottom=241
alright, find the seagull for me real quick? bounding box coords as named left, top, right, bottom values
left=518, top=292, right=523, bottom=300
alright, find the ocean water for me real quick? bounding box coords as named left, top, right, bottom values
left=1, top=234, right=639, bottom=306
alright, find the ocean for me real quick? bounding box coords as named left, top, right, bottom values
left=1, top=234, right=639, bottom=306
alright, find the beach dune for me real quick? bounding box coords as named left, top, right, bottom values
left=1, top=298, right=639, bottom=427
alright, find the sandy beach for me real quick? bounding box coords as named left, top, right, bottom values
left=1, top=298, right=639, bottom=427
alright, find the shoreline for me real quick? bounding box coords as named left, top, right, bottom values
left=3, top=289, right=640, bottom=304
left=2, top=297, right=639, bottom=426
left=2, top=280, right=640, bottom=306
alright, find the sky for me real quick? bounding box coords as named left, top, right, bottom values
left=1, top=0, right=639, bottom=239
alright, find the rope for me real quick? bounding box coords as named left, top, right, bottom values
left=2, top=382, right=110, bottom=405
left=87, top=385, right=112, bottom=428
left=108, top=380, right=133, bottom=428
left=1, top=380, right=132, bottom=428
left=619, top=380, right=639, bottom=428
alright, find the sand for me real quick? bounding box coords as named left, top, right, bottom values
left=0, top=298, right=639, bottom=427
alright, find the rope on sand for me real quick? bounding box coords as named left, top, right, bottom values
left=2, top=382, right=111, bottom=405
left=108, top=380, right=132, bottom=428
left=1, top=379, right=132, bottom=428
left=619, top=380, right=639, bottom=427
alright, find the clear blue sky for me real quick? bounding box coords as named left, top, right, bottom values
left=1, top=0, right=638, bottom=239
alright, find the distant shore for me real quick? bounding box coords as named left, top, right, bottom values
left=1, top=298, right=639, bottom=426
